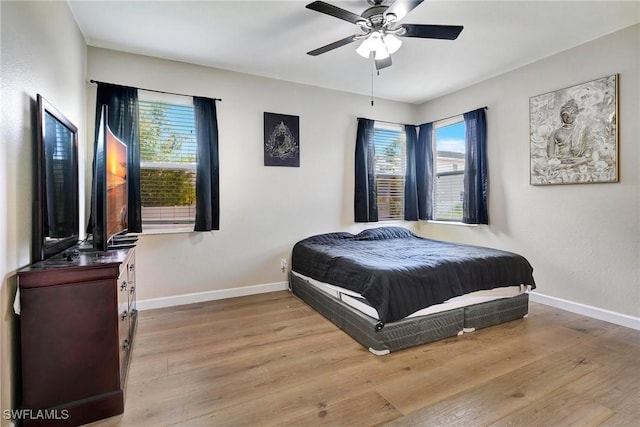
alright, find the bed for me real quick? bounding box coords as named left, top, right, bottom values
left=289, top=227, right=536, bottom=355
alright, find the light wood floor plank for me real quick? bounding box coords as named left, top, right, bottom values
left=382, top=347, right=600, bottom=426
left=86, top=292, right=640, bottom=427
left=375, top=322, right=593, bottom=414
left=488, top=387, right=614, bottom=427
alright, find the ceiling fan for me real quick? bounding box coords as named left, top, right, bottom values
left=306, top=0, right=463, bottom=70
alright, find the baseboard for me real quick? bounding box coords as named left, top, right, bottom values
left=137, top=281, right=289, bottom=311
left=529, top=292, right=640, bottom=330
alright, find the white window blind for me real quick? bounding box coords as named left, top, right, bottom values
left=433, top=118, right=466, bottom=221
left=138, top=91, right=197, bottom=231
left=373, top=123, right=406, bottom=221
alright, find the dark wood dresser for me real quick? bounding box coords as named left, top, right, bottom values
left=17, top=245, right=137, bottom=426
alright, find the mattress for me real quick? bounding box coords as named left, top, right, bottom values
left=289, top=272, right=529, bottom=355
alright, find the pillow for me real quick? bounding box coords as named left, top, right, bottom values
left=302, top=231, right=354, bottom=244
left=354, top=227, right=414, bottom=241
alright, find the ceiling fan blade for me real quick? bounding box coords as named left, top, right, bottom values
left=375, top=56, right=392, bottom=71
left=306, top=1, right=364, bottom=25
left=384, top=0, right=424, bottom=21
left=400, top=24, right=463, bottom=40
left=307, top=35, right=358, bottom=56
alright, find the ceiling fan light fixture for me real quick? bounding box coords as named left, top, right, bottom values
left=374, top=47, right=389, bottom=60
left=356, top=31, right=389, bottom=59
left=368, top=31, right=384, bottom=51
left=383, top=33, right=402, bottom=54
left=356, top=36, right=373, bottom=58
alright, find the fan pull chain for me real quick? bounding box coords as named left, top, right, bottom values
left=370, top=59, right=375, bottom=106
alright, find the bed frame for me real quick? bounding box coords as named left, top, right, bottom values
left=289, top=272, right=529, bottom=355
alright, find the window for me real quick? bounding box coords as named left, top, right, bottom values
left=374, top=123, right=406, bottom=221
left=433, top=117, right=466, bottom=221
left=138, top=91, right=197, bottom=231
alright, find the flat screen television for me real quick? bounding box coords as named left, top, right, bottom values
left=33, top=94, right=79, bottom=262
left=93, top=105, right=129, bottom=251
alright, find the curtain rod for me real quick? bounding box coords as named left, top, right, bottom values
left=429, top=106, right=488, bottom=125
left=89, top=80, right=222, bottom=102
left=357, top=118, right=408, bottom=127
left=358, top=106, right=488, bottom=128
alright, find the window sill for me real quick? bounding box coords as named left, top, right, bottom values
left=425, top=220, right=478, bottom=227
left=133, top=226, right=195, bottom=236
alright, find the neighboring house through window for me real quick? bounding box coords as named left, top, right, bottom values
left=138, top=91, right=197, bottom=231
left=433, top=116, right=466, bottom=222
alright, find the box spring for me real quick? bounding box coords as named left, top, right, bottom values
left=463, top=293, right=529, bottom=332
left=289, top=272, right=529, bottom=355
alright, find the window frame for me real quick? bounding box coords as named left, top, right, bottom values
left=138, top=90, right=197, bottom=234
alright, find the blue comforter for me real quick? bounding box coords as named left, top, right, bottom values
left=292, top=227, right=536, bottom=325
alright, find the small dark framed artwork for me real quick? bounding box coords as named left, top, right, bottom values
left=264, top=112, right=299, bottom=167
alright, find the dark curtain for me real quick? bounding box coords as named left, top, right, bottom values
left=417, top=122, right=434, bottom=220
left=404, top=125, right=418, bottom=221
left=193, top=97, right=220, bottom=231
left=88, top=83, right=141, bottom=234
left=354, top=118, right=377, bottom=222
left=463, top=108, right=488, bottom=224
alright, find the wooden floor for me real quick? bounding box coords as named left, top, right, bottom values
left=88, top=291, right=640, bottom=427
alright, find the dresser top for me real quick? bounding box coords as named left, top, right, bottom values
left=22, top=245, right=132, bottom=269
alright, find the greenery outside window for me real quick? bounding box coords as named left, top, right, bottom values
left=433, top=116, right=466, bottom=221
left=138, top=91, right=197, bottom=231
left=374, top=123, right=406, bottom=221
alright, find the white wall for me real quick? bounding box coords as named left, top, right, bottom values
left=0, top=1, right=87, bottom=424
left=414, top=24, right=640, bottom=319
left=86, top=47, right=415, bottom=301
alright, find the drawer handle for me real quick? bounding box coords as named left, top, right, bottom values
left=129, top=286, right=135, bottom=294
left=129, top=264, right=135, bottom=272
left=121, top=310, right=128, bottom=320
left=120, top=281, right=127, bottom=291
left=122, top=339, right=130, bottom=350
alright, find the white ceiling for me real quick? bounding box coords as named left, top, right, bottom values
left=68, top=0, right=640, bottom=104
